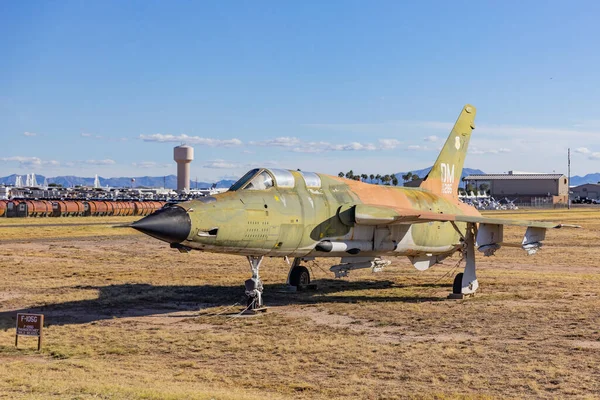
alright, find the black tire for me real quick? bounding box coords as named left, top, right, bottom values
left=452, top=273, right=464, bottom=294
left=289, top=266, right=310, bottom=287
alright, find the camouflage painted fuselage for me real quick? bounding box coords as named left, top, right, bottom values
left=176, top=173, right=481, bottom=258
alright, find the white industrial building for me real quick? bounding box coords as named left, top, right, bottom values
left=571, top=183, right=600, bottom=201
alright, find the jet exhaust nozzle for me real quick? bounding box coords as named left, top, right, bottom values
left=131, top=206, right=191, bottom=244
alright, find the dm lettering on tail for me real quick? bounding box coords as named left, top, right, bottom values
left=420, top=104, right=476, bottom=199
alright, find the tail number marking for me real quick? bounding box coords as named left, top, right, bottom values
left=441, top=163, right=455, bottom=194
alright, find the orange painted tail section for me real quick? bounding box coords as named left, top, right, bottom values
left=419, top=105, right=476, bottom=201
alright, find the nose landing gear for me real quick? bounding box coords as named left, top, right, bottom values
left=244, top=256, right=267, bottom=313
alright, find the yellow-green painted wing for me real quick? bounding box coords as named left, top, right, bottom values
left=352, top=204, right=579, bottom=229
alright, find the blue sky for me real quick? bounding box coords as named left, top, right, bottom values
left=2, top=0, right=600, bottom=181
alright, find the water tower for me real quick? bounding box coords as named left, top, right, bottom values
left=174, top=145, right=194, bottom=192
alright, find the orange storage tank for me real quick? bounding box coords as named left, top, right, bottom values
left=148, top=201, right=165, bottom=213
left=73, top=201, right=86, bottom=216
left=112, top=202, right=123, bottom=216
left=27, top=200, right=52, bottom=217
left=133, top=201, right=148, bottom=216
left=52, top=200, right=81, bottom=217
left=0, top=200, right=8, bottom=217
left=105, top=201, right=116, bottom=216
left=87, top=200, right=111, bottom=216
left=122, top=201, right=135, bottom=216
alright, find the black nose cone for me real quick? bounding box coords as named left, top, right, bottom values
left=131, top=206, right=191, bottom=243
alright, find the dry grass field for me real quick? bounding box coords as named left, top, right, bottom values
left=1, top=209, right=599, bottom=399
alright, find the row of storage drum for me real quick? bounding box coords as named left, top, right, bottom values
left=0, top=200, right=168, bottom=218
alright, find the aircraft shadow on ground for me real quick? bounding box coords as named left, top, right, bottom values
left=0, top=279, right=450, bottom=328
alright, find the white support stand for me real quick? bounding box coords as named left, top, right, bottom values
left=449, top=222, right=479, bottom=299
left=245, top=256, right=265, bottom=310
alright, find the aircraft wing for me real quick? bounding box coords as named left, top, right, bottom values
left=342, top=204, right=579, bottom=256
left=348, top=204, right=576, bottom=228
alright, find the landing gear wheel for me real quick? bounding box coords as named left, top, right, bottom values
left=452, top=273, right=464, bottom=294
left=289, top=266, right=310, bottom=287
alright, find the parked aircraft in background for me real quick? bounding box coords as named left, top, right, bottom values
left=131, top=105, right=577, bottom=309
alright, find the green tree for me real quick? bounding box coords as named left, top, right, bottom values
left=338, top=172, right=344, bottom=178
left=411, top=174, right=420, bottom=181
left=392, top=176, right=399, bottom=186
left=382, top=174, right=391, bottom=185
left=369, top=174, right=375, bottom=183
left=361, top=174, right=368, bottom=182
left=345, top=170, right=354, bottom=179
left=375, top=174, right=381, bottom=184
left=401, top=172, right=413, bottom=182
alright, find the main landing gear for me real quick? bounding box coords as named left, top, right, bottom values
left=287, top=257, right=311, bottom=287
left=449, top=222, right=479, bottom=299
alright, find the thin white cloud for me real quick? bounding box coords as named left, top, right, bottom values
left=406, top=145, right=430, bottom=151
left=84, top=159, right=116, bottom=165
left=575, top=147, right=591, bottom=155
left=469, top=147, right=511, bottom=155
left=251, top=137, right=301, bottom=147
left=572, top=120, right=600, bottom=129
left=307, top=119, right=600, bottom=140
left=289, top=141, right=378, bottom=153
left=573, top=147, right=600, bottom=160
left=23, top=131, right=37, bottom=137
left=140, top=134, right=243, bottom=147
left=0, top=156, right=60, bottom=167
left=424, top=135, right=439, bottom=142
left=378, top=139, right=402, bottom=150
left=334, top=142, right=377, bottom=151
left=245, top=160, right=280, bottom=168
left=202, top=159, right=280, bottom=169
left=203, top=159, right=240, bottom=169
left=132, top=161, right=170, bottom=169
left=81, top=133, right=127, bottom=142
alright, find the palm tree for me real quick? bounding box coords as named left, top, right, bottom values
left=369, top=174, right=375, bottom=183
left=361, top=174, right=368, bottom=182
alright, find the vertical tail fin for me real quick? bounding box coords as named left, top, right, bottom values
left=420, top=104, right=476, bottom=200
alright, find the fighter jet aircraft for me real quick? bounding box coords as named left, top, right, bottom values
left=131, top=105, right=577, bottom=309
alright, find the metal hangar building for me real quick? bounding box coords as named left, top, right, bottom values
left=463, top=171, right=569, bottom=205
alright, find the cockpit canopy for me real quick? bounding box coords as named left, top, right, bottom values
left=230, top=168, right=322, bottom=191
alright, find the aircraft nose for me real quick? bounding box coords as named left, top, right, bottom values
left=131, top=205, right=191, bottom=243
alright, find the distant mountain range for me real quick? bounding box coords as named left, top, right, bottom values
left=1, top=168, right=599, bottom=189
left=569, top=173, right=600, bottom=186
left=0, top=174, right=235, bottom=189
